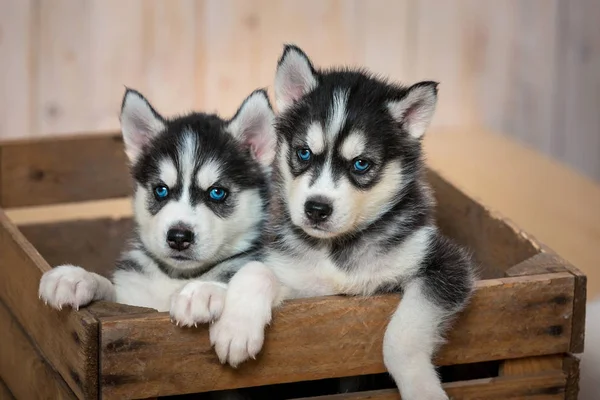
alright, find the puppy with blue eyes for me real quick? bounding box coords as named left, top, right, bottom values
left=209, top=45, right=475, bottom=400
left=39, top=88, right=276, bottom=326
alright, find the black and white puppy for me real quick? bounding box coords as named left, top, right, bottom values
left=39, top=88, right=275, bottom=327
left=209, top=46, right=476, bottom=400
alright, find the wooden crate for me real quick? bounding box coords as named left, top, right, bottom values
left=0, top=133, right=586, bottom=400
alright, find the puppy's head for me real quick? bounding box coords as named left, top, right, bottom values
left=120, top=89, right=275, bottom=271
left=274, top=45, right=437, bottom=239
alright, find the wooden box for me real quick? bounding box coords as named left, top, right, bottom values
left=0, top=133, right=586, bottom=399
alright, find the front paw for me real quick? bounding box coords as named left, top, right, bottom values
left=170, top=281, right=227, bottom=327
left=38, top=265, right=97, bottom=310
left=209, top=308, right=266, bottom=368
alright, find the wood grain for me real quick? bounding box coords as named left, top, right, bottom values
left=291, top=371, right=566, bottom=399
left=19, top=217, right=133, bottom=277
left=0, top=209, right=99, bottom=398
left=0, top=300, right=76, bottom=400
left=563, top=354, right=581, bottom=400
left=0, top=133, right=129, bottom=207
left=0, top=377, right=15, bottom=400
left=99, top=273, right=575, bottom=398
left=500, top=355, right=563, bottom=377
left=428, top=169, right=539, bottom=277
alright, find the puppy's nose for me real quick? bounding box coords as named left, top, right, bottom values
left=304, top=200, right=333, bottom=222
left=167, top=228, right=194, bottom=251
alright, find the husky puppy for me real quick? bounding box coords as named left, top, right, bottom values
left=38, top=88, right=276, bottom=326
left=209, top=45, right=476, bottom=400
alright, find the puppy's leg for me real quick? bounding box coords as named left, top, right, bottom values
left=383, top=279, right=450, bottom=400
left=170, top=281, right=228, bottom=326
left=209, top=261, right=285, bottom=367
left=39, top=264, right=115, bottom=310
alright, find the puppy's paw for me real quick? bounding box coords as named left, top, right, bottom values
left=170, top=281, right=227, bottom=327
left=38, top=265, right=97, bottom=310
left=209, top=306, right=266, bottom=368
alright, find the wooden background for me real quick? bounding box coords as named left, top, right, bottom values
left=1, top=0, right=599, bottom=180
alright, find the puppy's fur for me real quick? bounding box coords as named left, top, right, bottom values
left=39, top=88, right=275, bottom=327
left=209, top=46, right=476, bottom=400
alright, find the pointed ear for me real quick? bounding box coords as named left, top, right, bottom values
left=387, top=81, right=439, bottom=139
left=227, top=90, right=276, bottom=167
left=274, top=45, right=318, bottom=112
left=120, top=88, right=166, bottom=162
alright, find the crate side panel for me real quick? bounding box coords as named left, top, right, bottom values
left=0, top=300, right=76, bottom=400
left=428, top=169, right=540, bottom=277
left=100, top=273, right=574, bottom=398
left=291, top=371, right=566, bottom=399
left=20, top=217, right=133, bottom=277
left=0, top=133, right=129, bottom=207
left=0, top=210, right=99, bottom=398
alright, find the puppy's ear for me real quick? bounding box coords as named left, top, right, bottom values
left=227, top=90, right=276, bottom=167
left=120, top=89, right=166, bottom=162
left=274, top=44, right=318, bottom=112
left=387, top=81, right=438, bottom=140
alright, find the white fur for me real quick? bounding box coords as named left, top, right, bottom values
left=339, top=131, right=366, bottom=160
left=275, top=48, right=317, bottom=112
left=226, top=91, right=276, bottom=166
left=306, top=122, right=325, bottom=154
left=197, top=160, right=222, bottom=190
left=170, top=281, right=228, bottom=326
left=120, top=91, right=165, bottom=162
left=383, top=279, right=449, bottom=400
left=387, top=84, right=437, bottom=139
left=580, top=297, right=600, bottom=400
left=38, top=265, right=115, bottom=310
left=210, top=226, right=434, bottom=367
left=326, top=89, right=349, bottom=140
left=210, top=262, right=285, bottom=367
left=159, top=158, right=178, bottom=188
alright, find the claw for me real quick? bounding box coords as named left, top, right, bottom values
left=194, top=322, right=198, bottom=328
left=75, top=305, right=79, bottom=311
left=58, top=305, right=62, bottom=311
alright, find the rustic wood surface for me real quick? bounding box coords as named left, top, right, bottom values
left=291, top=371, right=566, bottom=399
left=19, top=217, right=133, bottom=277
left=563, top=354, right=581, bottom=400
left=0, top=133, right=129, bottom=207
left=0, top=300, right=76, bottom=400
left=499, top=355, right=564, bottom=377
left=0, top=209, right=99, bottom=399
left=428, top=170, right=539, bottom=276
left=99, top=273, right=574, bottom=398
left=0, top=377, right=15, bottom=400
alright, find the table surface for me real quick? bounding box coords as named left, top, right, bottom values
left=7, top=128, right=600, bottom=299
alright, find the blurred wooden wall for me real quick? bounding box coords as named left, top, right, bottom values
left=1, top=0, right=599, bottom=180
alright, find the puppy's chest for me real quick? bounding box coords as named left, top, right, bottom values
left=113, top=270, right=184, bottom=311
left=269, top=245, right=404, bottom=299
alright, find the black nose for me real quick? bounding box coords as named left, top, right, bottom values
left=167, top=228, right=194, bottom=251
left=304, top=200, right=333, bottom=222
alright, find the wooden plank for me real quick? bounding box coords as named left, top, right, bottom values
left=428, top=168, right=540, bottom=277
left=37, top=0, right=91, bottom=136
left=0, top=133, right=129, bottom=207
left=563, top=354, right=581, bottom=400
left=506, top=249, right=587, bottom=354
left=292, top=371, right=566, bottom=400
left=0, top=377, right=15, bottom=400
left=556, top=0, right=600, bottom=181
left=500, top=355, right=563, bottom=376
left=0, top=209, right=99, bottom=398
left=100, top=273, right=574, bottom=398
left=0, top=0, right=37, bottom=139
left=0, top=300, right=76, bottom=400
left=19, top=217, right=133, bottom=278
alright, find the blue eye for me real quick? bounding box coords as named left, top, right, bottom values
left=297, top=148, right=312, bottom=161
left=154, top=185, right=169, bottom=199
left=209, top=187, right=228, bottom=202
left=352, top=159, right=371, bottom=173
